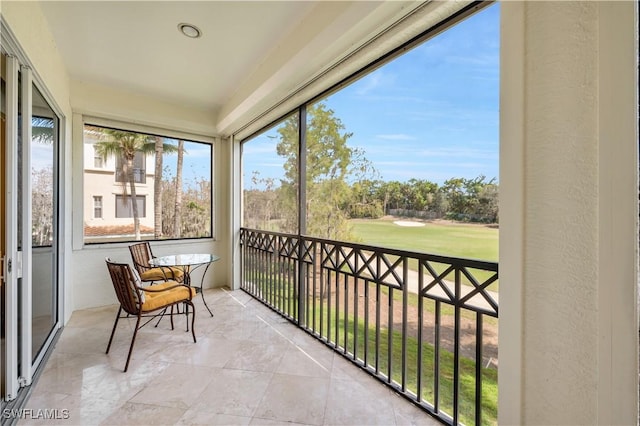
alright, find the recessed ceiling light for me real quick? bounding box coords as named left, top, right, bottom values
left=178, top=23, right=202, bottom=39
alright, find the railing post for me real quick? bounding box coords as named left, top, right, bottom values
left=297, top=106, right=307, bottom=326
left=453, top=265, right=461, bottom=425
left=297, top=236, right=306, bottom=326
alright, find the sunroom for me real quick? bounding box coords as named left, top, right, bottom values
left=1, top=1, right=637, bottom=425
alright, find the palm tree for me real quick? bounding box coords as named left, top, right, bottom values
left=153, top=136, right=164, bottom=239
left=93, top=128, right=177, bottom=240
left=32, top=116, right=55, bottom=144
left=173, top=140, right=184, bottom=238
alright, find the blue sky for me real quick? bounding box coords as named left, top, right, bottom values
left=163, top=140, right=213, bottom=187
left=243, top=3, right=499, bottom=187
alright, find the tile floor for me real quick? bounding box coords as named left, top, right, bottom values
left=20, top=288, right=441, bottom=426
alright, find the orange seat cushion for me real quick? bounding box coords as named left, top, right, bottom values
left=141, top=281, right=195, bottom=312
left=140, top=267, right=184, bottom=282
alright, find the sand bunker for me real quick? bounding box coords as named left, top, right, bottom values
left=393, top=220, right=425, bottom=227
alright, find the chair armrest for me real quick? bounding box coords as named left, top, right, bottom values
left=132, top=259, right=151, bottom=272
left=157, top=265, right=176, bottom=280
left=141, top=263, right=180, bottom=281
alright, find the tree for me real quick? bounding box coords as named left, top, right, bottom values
left=276, top=102, right=370, bottom=240
left=160, top=166, right=211, bottom=238
left=173, top=140, right=185, bottom=238
left=30, top=116, right=55, bottom=245
left=31, top=166, right=54, bottom=246
left=347, top=148, right=383, bottom=219
left=442, top=177, right=466, bottom=216
left=244, top=171, right=279, bottom=230
left=93, top=128, right=176, bottom=240
left=153, top=136, right=164, bottom=239
left=474, top=177, right=499, bottom=222
left=31, top=117, right=55, bottom=144
left=380, top=180, right=405, bottom=212
left=441, top=175, right=498, bottom=222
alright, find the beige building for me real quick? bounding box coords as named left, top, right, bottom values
left=83, top=134, right=155, bottom=241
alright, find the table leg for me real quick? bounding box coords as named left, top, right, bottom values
left=183, top=265, right=191, bottom=286
left=199, top=263, right=214, bottom=317
left=182, top=266, right=192, bottom=331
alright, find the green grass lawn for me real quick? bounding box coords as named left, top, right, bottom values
left=349, top=218, right=498, bottom=262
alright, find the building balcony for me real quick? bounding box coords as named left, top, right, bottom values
left=19, top=228, right=498, bottom=426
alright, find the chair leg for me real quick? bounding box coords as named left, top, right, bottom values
left=186, top=300, right=196, bottom=343
left=124, top=314, right=142, bottom=373
left=155, top=307, right=167, bottom=328
left=106, top=306, right=122, bottom=354
left=185, top=302, right=189, bottom=332
left=169, top=305, right=175, bottom=330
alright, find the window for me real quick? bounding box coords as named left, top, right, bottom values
left=116, top=152, right=145, bottom=184
left=239, top=7, right=500, bottom=424
left=115, top=195, right=145, bottom=218
left=93, top=196, right=103, bottom=218
left=242, top=3, right=499, bottom=246
left=94, top=153, right=105, bottom=168
left=83, top=124, right=213, bottom=244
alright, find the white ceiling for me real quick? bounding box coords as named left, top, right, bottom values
left=37, top=1, right=420, bottom=133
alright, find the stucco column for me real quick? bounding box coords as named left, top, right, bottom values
left=499, top=2, right=638, bottom=424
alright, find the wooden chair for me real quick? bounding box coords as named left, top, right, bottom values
left=129, top=241, right=184, bottom=284
left=105, top=258, right=196, bottom=372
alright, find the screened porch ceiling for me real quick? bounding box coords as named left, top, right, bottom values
left=37, top=0, right=425, bottom=135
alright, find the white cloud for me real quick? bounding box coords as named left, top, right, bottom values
left=375, top=134, right=416, bottom=141
left=355, top=72, right=384, bottom=96
left=416, top=147, right=498, bottom=160
left=242, top=141, right=279, bottom=155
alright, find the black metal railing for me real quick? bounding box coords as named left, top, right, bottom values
left=240, top=227, right=499, bottom=426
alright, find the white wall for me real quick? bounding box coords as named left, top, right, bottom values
left=499, top=2, right=638, bottom=424
left=72, top=80, right=217, bottom=137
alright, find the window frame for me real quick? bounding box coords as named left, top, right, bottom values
left=74, top=115, right=216, bottom=248
left=93, top=152, right=105, bottom=168
left=115, top=151, right=146, bottom=184
left=114, top=194, right=146, bottom=219
left=93, top=195, right=103, bottom=219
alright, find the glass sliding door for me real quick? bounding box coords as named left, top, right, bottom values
left=1, top=51, right=8, bottom=407
left=1, top=43, right=61, bottom=405
left=30, top=84, right=58, bottom=365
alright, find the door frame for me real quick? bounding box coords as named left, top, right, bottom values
left=1, top=17, right=65, bottom=402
